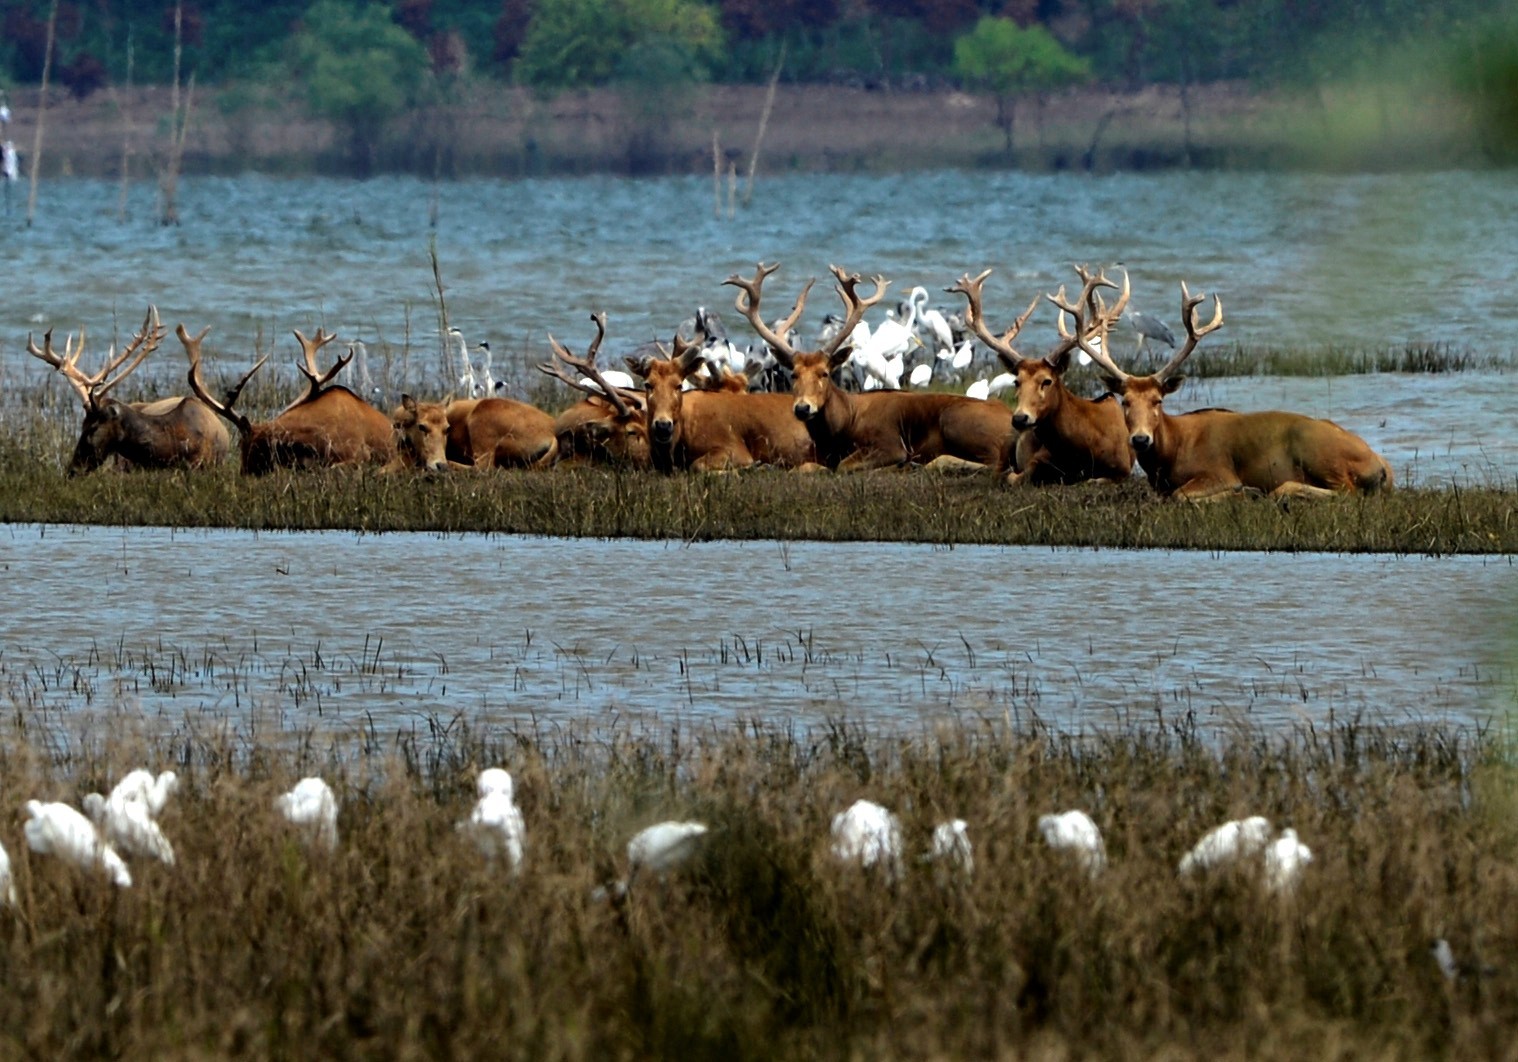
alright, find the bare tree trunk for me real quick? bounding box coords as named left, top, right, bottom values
left=743, top=43, right=786, bottom=208
left=712, top=130, right=721, bottom=219
left=25, top=0, right=59, bottom=228
left=115, top=27, right=135, bottom=222
left=159, top=0, right=185, bottom=226
left=1178, top=73, right=1195, bottom=168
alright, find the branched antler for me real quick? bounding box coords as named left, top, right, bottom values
left=946, top=269, right=1040, bottom=370
left=27, top=305, right=165, bottom=408
left=723, top=262, right=814, bottom=369
left=539, top=312, right=643, bottom=418
left=292, top=327, right=350, bottom=404
left=180, top=322, right=265, bottom=434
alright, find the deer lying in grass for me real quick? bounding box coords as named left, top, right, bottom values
left=28, top=305, right=228, bottom=474
left=1075, top=271, right=1393, bottom=499
left=183, top=324, right=394, bottom=475
left=949, top=266, right=1134, bottom=487
left=537, top=313, right=651, bottom=469
left=724, top=263, right=1014, bottom=473
left=627, top=335, right=818, bottom=472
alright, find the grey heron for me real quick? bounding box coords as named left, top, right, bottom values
left=1127, top=310, right=1177, bottom=355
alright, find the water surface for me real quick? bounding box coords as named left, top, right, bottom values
left=2, top=525, right=1510, bottom=742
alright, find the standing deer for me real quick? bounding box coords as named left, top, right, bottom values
left=537, top=313, right=651, bottom=469
left=182, top=324, right=395, bottom=475
left=1075, top=273, right=1393, bottom=499
left=723, top=263, right=1015, bottom=473
left=28, top=305, right=228, bottom=474
left=948, top=265, right=1134, bottom=486
left=626, top=334, right=817, bottom=472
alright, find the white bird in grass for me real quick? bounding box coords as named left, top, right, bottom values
left=108, top=769, right=179, bottom=818
left=448, top=326, right=477, bottom=398
left=595, top=820, right=710, bottom=902
left=831, top=799, right=904, bottom=880
left=276, top=777, right=339, bottom=851
left=927, top=818, right=974, bottom=879
left=1038, top=810, right=1106, bottom=878
left=907, top=287, right=955, bottom=354
left=938, top=339, right=975, bottom=372
left=628, top=820, right=709, bottom=879
left=1177, top=816, right=1273, bottom=876
left=908, top=362, right=933, bottom=388
left=0, top=839, right=15, bottom=906
left=475, top=341, right=499, bottom=397
left=459, top=768, right=526, bottom=872
left=24, top=800, right=132, bottom=887
left=965, top=378, right=990, bottom=401
left=83, top=790, right=175, bottom=866
left=1262, top=827, right=1312, bottom=894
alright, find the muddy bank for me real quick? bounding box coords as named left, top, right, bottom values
left=0, top=79, right=1483, bottom=178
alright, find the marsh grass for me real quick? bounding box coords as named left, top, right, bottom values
left=1, top=715, right=1515, bottom=1058
left=1, top=443, right=1515, bottom=554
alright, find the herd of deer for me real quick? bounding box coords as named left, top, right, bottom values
left=26, top=263, right=1393, bottom=501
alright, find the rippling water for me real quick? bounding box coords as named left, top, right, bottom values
left=5, top=170, right=1517, bottom=386
left=2, top=525, right=1511, bottom=741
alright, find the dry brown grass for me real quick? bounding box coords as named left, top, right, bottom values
left=0, top=715, right=1513, bottom=1058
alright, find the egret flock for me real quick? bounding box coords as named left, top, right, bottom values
left=7, top=768, right=1313, bottom=908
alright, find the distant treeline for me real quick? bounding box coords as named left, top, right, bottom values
left=0, top=0, right=1512, bottom=93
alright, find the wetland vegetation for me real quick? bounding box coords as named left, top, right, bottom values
left=0, top=714, right=1514, bottom=1058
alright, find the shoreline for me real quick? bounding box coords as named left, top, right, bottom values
left=0, top=80, right=1487, bottom=178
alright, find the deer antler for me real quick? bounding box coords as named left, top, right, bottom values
left=825, top=265, right=888, bottom=361
left=1048, top=264, right=1128, bottom=368
left=180, top=321, right=264, bottom=434
left=93, top=305, right=167, bottom=403
left=27, top=328, right=93, bottom=405
left=540, top=312, right=643, bottom=418
left=1152, top=282, right=1223, bottom=383
left=946, top=269, right=1040, bottom=370
left=723, top=262, right=814, bottom=369
left=292, top=327, right=351, bottom=403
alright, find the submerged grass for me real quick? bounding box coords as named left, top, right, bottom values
left=0, top=714, right=1515, bottom=1058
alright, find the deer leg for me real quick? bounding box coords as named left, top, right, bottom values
left=1172, top=477, right=1252, bottom=502
left=1268, top=481, right=1339, bottom=500
left=923, top=455, right=989, bottom=476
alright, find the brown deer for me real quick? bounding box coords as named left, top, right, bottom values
left=385, top=395, right=451, bottom=472
left=28, top=305, right=229, bottom=474
left=626, top=335, right=818, bottom=472
left=182, top=324, right=395, bottom=475
left=442, top=396, right=558, bottom=469
left=1075, top=273, right=1393, bottom=499
left=723, top=262, right=1015, bottom=472
left=948, top=265, right=1134, bottom=486
left=537, top=313, right=651, bottom=469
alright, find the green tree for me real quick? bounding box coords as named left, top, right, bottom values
left=289, top=0, right=430, bottom=174
left=515, top=0, right=724, bottom=90
left=952, top=16, right=1088, bottom=157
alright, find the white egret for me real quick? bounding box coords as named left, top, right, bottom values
left=852, top=306, right=920, bottom=388
left=966, top=378, right=990, bottom=401
left=985, top=371, right=1016, bottom=397
left=108, top=769, right=179, bottom=818
left=24, top=800, right=132, bottom=887
left=1178, top=816, right=1272, bottom=876
left=628, top=820, right=709, bottom=878
left=580, top=368, right=638, bottom=393
left=936, top=339, right=975, bottom=372
left=907, top=287, right=955, bottom=353
left=1262, top=827, right=1312, bottom=894
left=907, top=362, right=933, bottom=388
left=0, top=839, right=14, bottom=906
left=345, top=340, right=377, bottom=400
left=276, top=777, right=339, bottom=851
left=83, top=791, right=175, bottom=866
left=1431, top=938, right=1460, bottom=983
left=448, top=326, right=477, bottom=397
left=1037, top=810, right=1106, bottom=877
left=927, top=818, right=974, bottom=879
left=459, top=768, right=526, bottom=872
left=476, top=341, right=496, bottom=398
left=830, top=799, right=903, bottom=880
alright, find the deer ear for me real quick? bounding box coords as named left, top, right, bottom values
left=401, top=393, right=417, bottom=412
left=1161, top=375, right=1186, bottom=394
left=626, top=356, right=650, bottom=379
left=828, top=347, right=852, bottom=371
left=1099, top=374, right=1125, bottom=395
